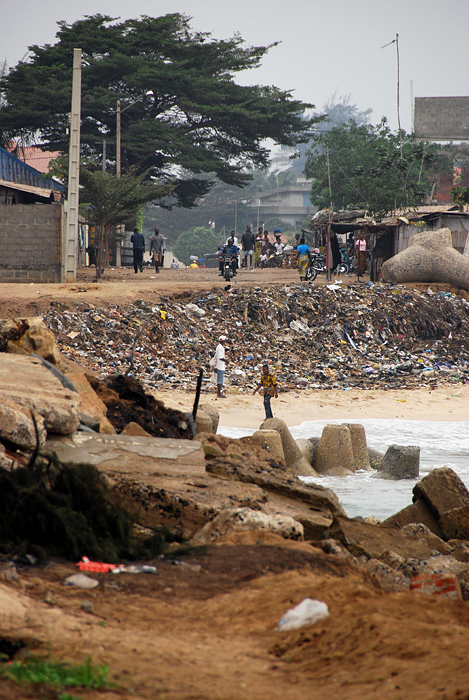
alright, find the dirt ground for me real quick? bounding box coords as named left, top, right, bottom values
left=2, top=270, right=469, bottom=700
left=2, top=536, right=469, bottom=700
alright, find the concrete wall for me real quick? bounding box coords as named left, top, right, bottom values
left=0, top=203, right=63, bottom=282
left=414, top=97, right=469, bottom=140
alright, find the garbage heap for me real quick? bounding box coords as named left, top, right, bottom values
left=44, top=282, right=469, bottom=393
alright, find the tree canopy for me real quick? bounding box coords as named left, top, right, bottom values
left=172, top=226, right=220, bottom=265
left=304, top=118, right=452, bottom=219
left=0, top=14, right=317, bottom=207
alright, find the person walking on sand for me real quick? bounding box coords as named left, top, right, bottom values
left=149, top=227, right=164, bottom=273
left=253, top=363, right=278, bottom=419
left=130, top=227, right=145, bottom=273
left=214, top=335, right=228, bottom=398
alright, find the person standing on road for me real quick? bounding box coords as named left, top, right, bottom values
left=149, top=227, right=164, bottom=274
left=241, top=225, right=255, bottom=270
left=253, top=363, right=278, bottom=419
left=213, top=335, right=228, bottom=398
left=130, top=227, right=145, bottom=273
left=296, top=237, right=310, bottom=280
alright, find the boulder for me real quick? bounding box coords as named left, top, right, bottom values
left=383, top=500, right=443, bottom=538
left=363, top=559, right=410, bottom=592
left=251, top=429, right=285, bottom=464
left=376, top=444, right=419, bottom=480
left=315, top=424, right=354, bottom=476
left=0, top=354, right=81, bottom=435
left=447, top=540, right=469, bottom=563
left=195, top=410, right=213, bottom=435
left=295, top=437, right=319, bottom=466
left=327, top=515, right=449, bottom=560
left=0, top=404, right=47, bottom=451
left=121, top=422, right=152, bottom=437
left=380, top=227, right=469, bottom=292
left=260, top=418, right=317, bottom=476
left=439, top=506, right=469, bottom=542
left=66, top=371, right=115, bottom=434
left=413, top=467, right=469, bottom=519
left=198, top=403, right=219, bottom=434
left=342, top=423, right=371, bottom=471
left=0, top=317, right=60, bottom=365
left=191, top=508, right=304, bottom=545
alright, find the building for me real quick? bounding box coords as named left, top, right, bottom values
left=247, top=180, right=316, bottom=228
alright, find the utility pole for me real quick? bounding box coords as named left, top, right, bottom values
left=64, top=48, right=82, bottom=283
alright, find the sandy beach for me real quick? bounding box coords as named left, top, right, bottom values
left=153, top=384, right=469, bottom=429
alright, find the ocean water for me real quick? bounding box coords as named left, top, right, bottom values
left=218, top=420, right=469, bottom=520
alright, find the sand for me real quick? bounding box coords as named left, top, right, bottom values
left=153, top=384, right=469, bottom=429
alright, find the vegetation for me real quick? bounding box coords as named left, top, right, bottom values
left=0, top=13, right=318, bottom=206
left=304, top=118, right=453, bottom=219
left=79, top=167, right=172, bottom=279
left=0, top=656, right=109, bottom=694
left=451, top=185, right=469, bottom=211
left=172, top=226, right=221, bottom=265
left=0, top=449, right=177, bottom=562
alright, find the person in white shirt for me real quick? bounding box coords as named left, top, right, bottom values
left=214, top=335, right=228, bottom=398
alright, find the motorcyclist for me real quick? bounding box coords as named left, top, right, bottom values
left=218, top=237, right=239, bottom=276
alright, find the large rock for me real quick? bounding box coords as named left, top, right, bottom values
left=66, top=371, right=115, bottom=434
left=413, top=467, right=469, bottom=518
left=260, top=418, right=317, bottom=476
left=383, top=500, right=444, bottom=539
left=342, top=423, right=371, bottom=471
left=315, top=424, right=354, bottom=476
left=380, top=227, right=469, bottom=291
left=0, top=404, right=47, bottom=451
left=0, top=317, right=61, bottom=365
left=368, top=447, right=384, bottom=470
left=0, top=354, right=81, bottom=435
left=376, top=445, right=420, bottom=480
left=327, top=515, right=449, bottom=560
left=192, top=508, right=304, bottom=545
left=198, top=404, right=219, bottom=434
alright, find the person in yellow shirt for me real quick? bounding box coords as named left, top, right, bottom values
left=253, top=364, right=278, bottom=419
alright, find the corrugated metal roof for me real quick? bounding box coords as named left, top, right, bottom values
left=0, top=178, right=55, bottom=200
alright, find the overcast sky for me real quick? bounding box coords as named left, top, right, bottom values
left=2, top=0, right=469, bottom=135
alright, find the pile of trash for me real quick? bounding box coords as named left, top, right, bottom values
left=44, top=282, right=469, bottom=392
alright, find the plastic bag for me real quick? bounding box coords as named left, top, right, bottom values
left=277, top=598, right=329, bottom=632
left=209, top=355, right=217, bottom=368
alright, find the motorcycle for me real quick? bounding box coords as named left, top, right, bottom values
left=222, top=251, right=236, bottom=281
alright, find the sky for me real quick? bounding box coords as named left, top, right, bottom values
left=2, top=0, right=469, bottom=136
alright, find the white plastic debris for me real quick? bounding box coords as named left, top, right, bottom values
left=276, top=598, right=329, bottom=632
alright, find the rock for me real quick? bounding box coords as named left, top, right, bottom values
left=448, top=540, right=469, bottom=563
left=457, top=569, right=469, bottom=600
left=65, top=574, right=99, bottom=589
left=399, top=554, right=468, bottom=580
left=383, top=500, right=444, bottom=539
left=251, top=429, right=285, bottom=464
left=318, top=538, right=355, bottom=560
left=260, top=418, right=317, bottom=476
left=0, top=354, right=81, bottom=435
left=376, top=445, right=419, bottom=480
left=342, top=423, right=371, bottom=471
left=327, top=515, right=449, bottom=560
left=413, top=467, right=469, bottom=521
left=295, top=437, right=319, bottom=466
left=80, top=600, right=94, bottom=614
left=439, top=505, right=469, bottom=542
left=198, top=404, right=219, bottom=434
left=315, top=424, right=355, bottom=476
left=363, top=558, right=410, bottom=592
left=0, top=404, right=47, bottom=451
left=368, top=447, right=384, bottom=470
left=121, top=421, right=152, bottom=437
left=66, top=371, right=115, bottom=434
left=381, top=227, right=469, bottom=292
left=1, top=317, right=61, bottom=365
left=192, top=508, right=304, bottom=545
left=195, top=410, right=213, bottom=435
